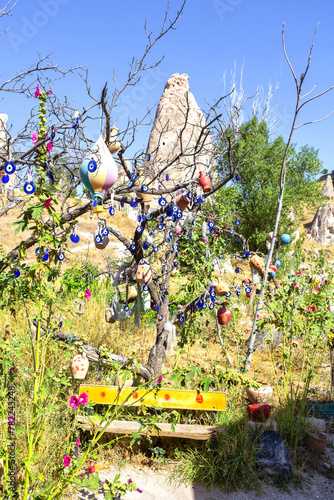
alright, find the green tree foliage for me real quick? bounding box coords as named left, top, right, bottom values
left=216, top=117, right=324, bottom=251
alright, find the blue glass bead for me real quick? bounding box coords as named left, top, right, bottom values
left=109, top=206, right=115, bottom=216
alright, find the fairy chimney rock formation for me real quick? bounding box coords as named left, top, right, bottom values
left=308, top=176, right=334, bottom=244
left=146, top=73, right=214, bottom=184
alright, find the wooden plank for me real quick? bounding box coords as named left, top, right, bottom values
left=76, top=415, right=226, bottom=440
left=79, top=385, right=226, bottom=412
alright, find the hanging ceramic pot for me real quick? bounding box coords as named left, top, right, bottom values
left=198, top=171, right=211, bottom=193
left=246, top=385, right=273, bottom=404
left=94, top=229, right=109, bottom=250
left=108, top=127, right=121, bottom=154
left=249, top=255, right=264, bottom=274
left=128, top=285, right=138, bottom=299
left=71, top=352, right=89, bottom=380
left=268, top=265, right=278, bottom=278
left=214, top=279, right=230, bottom=297
left=175, top=192, right=190, bottom=211
left=135, top=259, right=152, bottom=284
left=217, top=302, right=232, bottom=326
left=105, top=307, right=116, bottom=323
left=281, top=233, right=291, bottom=245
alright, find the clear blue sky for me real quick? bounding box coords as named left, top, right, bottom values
left=1, top=0, right=334, bottom=174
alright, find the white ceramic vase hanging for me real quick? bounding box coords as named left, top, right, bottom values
left=71, top=352, right=89, bottom=380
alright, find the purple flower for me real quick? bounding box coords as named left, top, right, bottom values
left=35, top=85, right=41, bottom=98
left=78, top=392, right=88, bottom=405
left=137, top=488, right=143, bottom=493
left=32, top=132, right=38, bottom=145
left=157, top=376, right=162, bottom=384
left=70, top=396, right=79, bottom=409
left=76, top=439, right=80, bottom=447
left=63, top=455, right=71, bottom=467
left=127, top=478, right=133, bottom=484
left=8, top=414, right=15, bottom=425
left=167, top=382, right=171, bottom=385
left=47, top=142, right=52, bottom=153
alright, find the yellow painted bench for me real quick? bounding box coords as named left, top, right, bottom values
left=76, top=384, right=226, bottom=441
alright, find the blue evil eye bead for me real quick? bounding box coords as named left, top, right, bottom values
left=147, top=154, right=151, bottom=161
left=153, top=246, right=159, bottom=252
left=235, top=268, right=239, bottom=273
left=95, top=234, right=102, bottom=244
left=109, top=206, right=115, bottom=216
left=24, top=181, right=36, bottom=194
left=210, top=228, right=215, bottom=234
left=154, top=305, right=159, bottom=311
left=187, top=191, right=192, bottom=199
left=173, top=205, right=178, bottom=213
left=58, top=252, right=65, bottom=261
left=158, top=224, right=164, bottom=230
left=130, top=243, right=136, bottom=251
left=42, top=252, right=49, bottom=262
left=211, top=297, right=216, bottom=304
left=141, top=184, right=148, bottom=192
left=2, top=174, right=9, bottom=184
left=172, top=244, right=179, bottom=251
left=166, top=207, right=173, bottom=217
left=121, top=201, right=124, bottom=207
left=243, top=253, right=247, bottom=258
left=158, top=314, right=163, bottom=321
left=210, top=291, right=216, bottom=298
left=172, top=215, right=177, bottom=223
left=245, top=251, right=250, bottom=257
left=235, top=175, right=240, bottom=181
left=143, top=285, right=148, bottom=291
left=159, top=216, right=164, bottom=223
left=136, top=225, right=143, bottom=233
left=276, top=259, right=281, bottom=268
left=158, top=185, right=162, bottom=190
left=129, top=173, right=135, bottom=180
left=59, top=321, right=63, bottom=328
left=165, top=238, right=170, bottom=243
left=88, top=159, right=97, bottom=172
left=226, top=291, right=231, bottom=298
left=208, top=221, right=214, bottom=229
left=143, top=243, right=149, bottom=250
left=101, top=228, right=109, bottom=237
left=137, top=215, right=142, bottom=222
left=158, top=197, right=167, bottom=207
left=206, top=229, right=210, bottom=236
left=202, top=303, right=207, bottom=309
left=177, top=211, right=183, bottom=219
left=174, top=260, right=179, bottom=267
left=169, top=231, right=174, bottom=238
left=35, top=247, right=40, bottom=254
left=198, top=196, right=205, bottom=203
left=13, top=269, right=20, bottom=278
left=5, top=161, right=16, bottom=174
left=245, top=287, right=252, bottom=294
left=193, top=197, right=198, bottom=203
left=130, top=200, right=138, bottom=208
left=231, top=233, right=235, bottom=237
left=166, top=174, right=169, bottom=181
left=70, top=234, right=80, bottom=243
left=209, top=303, right=214, bottom=310
left=238, top=238, right=241, bottom=242
left=141, top=214, right=146, bottom=221
left=235, top=220, right=240, bottom=225
left=124, top=305, right=130, bottom=312
left=178, top=316, right=185, bottom=324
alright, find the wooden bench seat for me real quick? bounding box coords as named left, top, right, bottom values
left=76, top=384, right=226, bottom=441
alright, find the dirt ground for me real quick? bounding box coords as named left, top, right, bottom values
left=73, top=464, right=334, bottom=500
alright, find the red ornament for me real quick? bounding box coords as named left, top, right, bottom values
left=89, top=462, right=95, bottom=473
left=196, top=394, right=203, bottom=404
left=217, top=303, right=232, bottom=326
left=198, top=171, right=211, bottom=193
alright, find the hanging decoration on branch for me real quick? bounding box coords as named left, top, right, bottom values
left=79, top=135, right=118, bottom=213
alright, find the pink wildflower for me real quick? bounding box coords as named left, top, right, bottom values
left=78, top=392, right=88, bottom=405
left=85, top=289, right=91, bottom=301
left=63, top=455, right=71, bottom=467
left=202, top=238, right=207, bottom=243
left=32, top=132, right=38, bottom=144
left=76, top=439, right=80, bottom=447
left=48, top=90, right=53, bottom=94
left=70, top=396, right=79, bottom=409
left=325, top=279, right=329, bottom=284
left=297, top=271, right=302, bottom=275
left=137, top=488, right=143, bottom=493
left=45, top=198, right=52, bottom=209
left=35, top=85, right=41, bottom=98
left=47, top=142, right=52, bottom=153
left=157, top=376, right=163, bottom=384
left=127, top=479, right=133, bottom=484
left=307, top=305, right=316, bottom=312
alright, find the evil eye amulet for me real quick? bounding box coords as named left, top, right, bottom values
left=130, top=244, right=136, bottom=251
left=208, top=221, right=214, bottom=229
left=24, top=181, right=36, bottom=194
left=58, top=252, right=65, bottom=261
left=5, top=161, right=16, bottom=174
left=13, top=269, right=20, bottom=278
left=158, top=197, right=167, bottom=207
left=153, top=246, right=159, bottom=252
left=141, top=184, right=148, bottom=192
left=177, top=211, right=183, bottom=219
left=95, top=235, right=102, bottom=244
left=158, top=314, right=163, bottom=321
left=143, top=285, right=148, bottom=291
left=2, top=174, right=10, bottom=184
left=109, top=207, right=115, bottom=216
left=136, top=225, right=143, bottom=233
left=158, top=224, right=164, bottom=230
left=88, top=160, right=97, bottom=172
left=226, top=291, right=231, bottom=298
left=124, top=305, right=130, bottom=312
left=101, top=228, right=109, bottom=237
left=70, top=234, right=80, bottom=243
left=209, top=303, right=214, bottom=310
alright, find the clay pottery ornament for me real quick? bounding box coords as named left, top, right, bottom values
left=217, top=302, right=232, bottom=326
left=175, top=192, right=190, bottom=211
left=108, top=127, right=121, bottom=154
left=214, top=279, right=230, bottom=297
left=198, top=170, right=211, bottom=193
left=247, top=404, right=271, bottom=422
left=304, top=431, right=328, bottom=454
left=128, top=285, right=137, bottom=299
left=135, top=259, right=152, bottom=284
left=281, top=233, right=291, bottom=245
left=249, top=255, right=264, bottom=275
left=105, top=308, right=116, bottom=324
left=71, top=352, right=89, bottom=380
left=246, top=385, right=273, bottom=404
